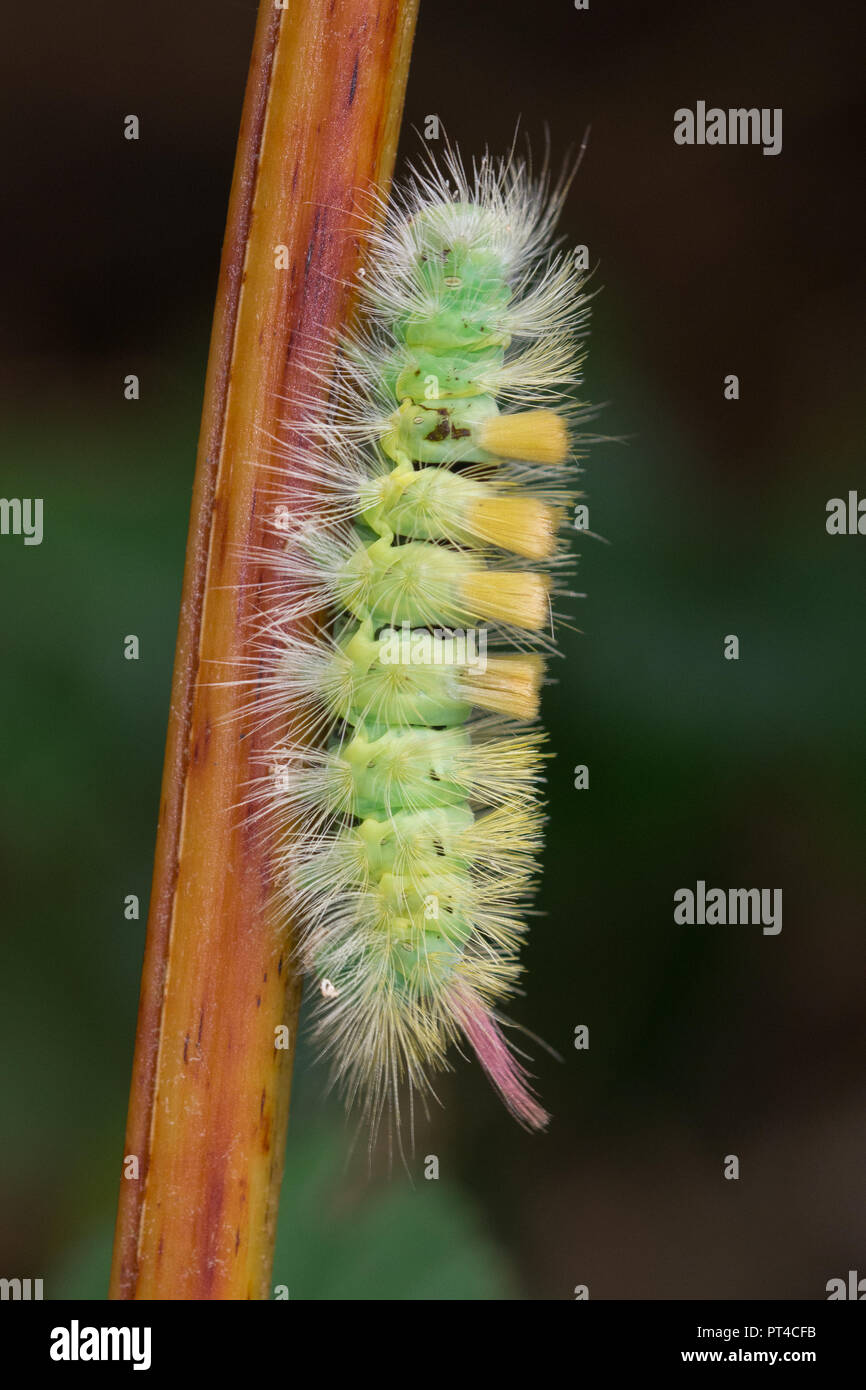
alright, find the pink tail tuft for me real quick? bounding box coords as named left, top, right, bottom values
left=451, top=988, right=550, bottom=1131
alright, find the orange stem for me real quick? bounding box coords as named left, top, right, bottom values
left=110, top=0, right=418, bottom=1301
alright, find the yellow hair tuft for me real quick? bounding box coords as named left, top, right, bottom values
left=466, top=496, right=562, bottom=559
left=460, top=570, right=551, bottom=631
left=459, top=654, right=544, bottom=720
left=479, top=409, right=569, bottom=465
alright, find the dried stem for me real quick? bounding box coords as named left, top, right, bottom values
left=109, top=0, right=418, bottom=1301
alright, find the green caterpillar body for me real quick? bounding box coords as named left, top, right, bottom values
left=263, top=149, right=589, bottom=1130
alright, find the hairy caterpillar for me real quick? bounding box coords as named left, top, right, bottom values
left=244, top=144, right=590, bottom=1136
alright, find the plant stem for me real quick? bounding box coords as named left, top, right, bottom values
left=109, top=0, right=418, bottom=1301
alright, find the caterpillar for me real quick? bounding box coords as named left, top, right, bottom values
left=246, top=144, right=590, bottom=1137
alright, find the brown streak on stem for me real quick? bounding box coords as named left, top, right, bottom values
left=109, top=0, right=418, bottom=1301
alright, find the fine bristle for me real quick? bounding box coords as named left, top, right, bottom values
left=466, top=496, right=562, bottom=559
left=479, top=409, right=569, bottom=465
left=459, top=569, right=551, bottom=631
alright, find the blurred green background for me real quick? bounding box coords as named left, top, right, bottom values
left=1, top=0, right=863, bottom=1298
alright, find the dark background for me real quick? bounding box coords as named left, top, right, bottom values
left=1, top=0, right=864, bottom=1299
